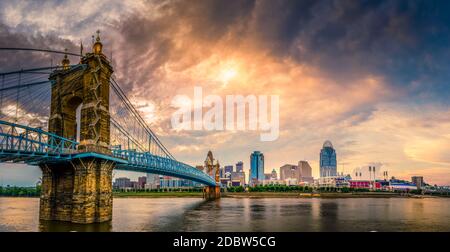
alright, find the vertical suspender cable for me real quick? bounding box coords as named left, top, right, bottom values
left=0, top=75, right=4, bottom=114
left=15, top=72, right=21, bottom=122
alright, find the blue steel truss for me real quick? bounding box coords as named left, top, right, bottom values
left=0, top=47, right=216, bottom=187
left=0, top=120, right=216, bottom=186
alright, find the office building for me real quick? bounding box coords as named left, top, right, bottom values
left=411, top=176, right=424, bottom=189
left=146, top=173, right=160, bottom=189
left=224, top=165, right=233, bottom=174
left=160, top=176, right=197, bottom=188
left=280, top=164, right=300, bottom=181
left=231, top=171, right=246, bottom=185
left=250, top=151, right=264, bottom=185
left=298, top=160, right=314, bottom=184
left=113, top=177, right=131, bottom=189
left=320, top=140, right=337, bottom=177
left=137, top=176, right=147, bottom=189
left=236, top=161, right=244, bottom=172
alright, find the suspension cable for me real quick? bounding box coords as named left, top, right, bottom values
left=0, top=48, right=81, bottom=57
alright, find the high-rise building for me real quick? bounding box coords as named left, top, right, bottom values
left=411, top=176, right=424, bottom=189
left=298, top=161, right=314, bottom=184
left=250, top=151, right=264, bottom=185
left=280, top=164, right=300, bottom=181
left=236, top=161, right=244, bottom=173
left=320, top=140, right=337, bottom=177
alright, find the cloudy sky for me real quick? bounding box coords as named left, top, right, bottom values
left=0, top=0, right=449, bottom=186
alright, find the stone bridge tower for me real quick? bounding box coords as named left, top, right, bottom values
left=203, top=150, right=221, bottom=200
left=40, top=31, right=115, bottom=224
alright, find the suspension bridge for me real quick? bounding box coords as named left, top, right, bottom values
left=0, top=32, right=220, bottom=223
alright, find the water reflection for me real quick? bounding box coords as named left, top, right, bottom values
left=1, top=197, right=450, bottom=232
left=318, top=201, right=339, bottom=231
left=39, top=220, right=112, bottom=232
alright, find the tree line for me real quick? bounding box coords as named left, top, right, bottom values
left=0, top=185, right=41, bottom=197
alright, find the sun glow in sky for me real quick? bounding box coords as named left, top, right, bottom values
left=1, top=0, right=450, bottom=186
left=218, top=67, right=238, bottom=86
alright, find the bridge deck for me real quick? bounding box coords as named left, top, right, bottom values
left=0, top=120, right=216, bottom=186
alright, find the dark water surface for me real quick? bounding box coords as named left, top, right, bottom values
left=1, top=197, right=449, bottom=231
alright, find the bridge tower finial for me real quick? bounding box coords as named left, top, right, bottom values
left=93, top=29, right=103, bottom=55
left=61, top=48, right=70, bottom=70
left=80, top=39, right=84, bottom=60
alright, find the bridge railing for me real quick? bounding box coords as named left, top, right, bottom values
left=0, top=120, right=78, bottom=155
left=111, top=148, right=216, bottom=186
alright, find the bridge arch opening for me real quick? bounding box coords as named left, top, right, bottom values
left=64, top=96, right=83, bottom=141
left=75, top=103, right=82, bottom=142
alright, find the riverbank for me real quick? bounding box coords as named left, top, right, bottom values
left=1, top=191, right=446, bottom=199
left=112, top=191, right=204, bottom=198
left=110, top=191, right=442, bottom=198
left=223, top=192, right=432, bottom=198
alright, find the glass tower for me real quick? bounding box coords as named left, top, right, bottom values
left=250, top=151, right=264, bottom=185
left=320, top=140, right=337, bottom=177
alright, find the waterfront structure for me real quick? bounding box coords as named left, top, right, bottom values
left=389, top=181, right=417, bottom=191
left=137, top=176, right=147, bottom=189
left=298, top=161, right=314, bottom=184
left=203, top=151, right=221, bottom=199
left=220, top=177, right=231, bottom=187
left=412, top=176, right=424, bottom=189
left=250, top=151, right=264, bottom=185
left=349, top=180, right=381, bottom=190
left=236, top=161, right=244, bottom=172
left=231, top=171, right=246, bottom=186
left=39, top=32, right=115, bottom=223
left=262, top=179, right=286, bottom=186
left=113, top=177, right=131, bottom=189
left=320, top=140, right=337, bottom=177
left=160, top=177, right=198, bottom=188
left=231, top=180, right=242, bottom=187
left=145, top=173, right=161, bottom=189
left=285, top=178, right=298, bottom=186
left=316, top=175, right=351, bottom=188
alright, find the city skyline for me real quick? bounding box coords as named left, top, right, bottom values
left=1, top=0, right=450, bottom=186
left=0, top=144, right=438, bottom=187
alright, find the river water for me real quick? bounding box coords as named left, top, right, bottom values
left=0, top=197, right=449, bottom=232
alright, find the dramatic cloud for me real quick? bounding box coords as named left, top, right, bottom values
left=0, top=0, right=449, bottom=185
